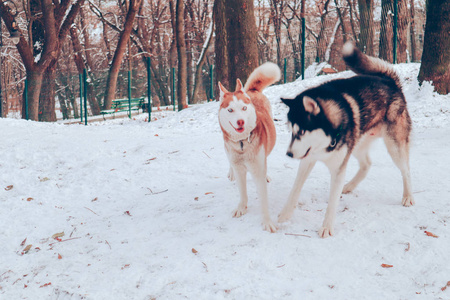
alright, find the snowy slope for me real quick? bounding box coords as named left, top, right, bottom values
left=1, top=64, right=450, bottom=299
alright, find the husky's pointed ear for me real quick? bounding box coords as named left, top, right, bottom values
left=218, top=81, right=228, bottom=101
left=235, top=79, right=243, bottom=92
left=303, top=96, right=320, bottom=115
left=281, top=97, right=293, bottom=107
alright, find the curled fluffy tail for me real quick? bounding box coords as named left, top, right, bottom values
left=244, top=62, right=281, bottom=93
left=342, top=41, right=401, bottom=88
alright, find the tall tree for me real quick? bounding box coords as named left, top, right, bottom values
left=418, top=1, right=450, bottom=94
left=409, top=0, right=417, bottom=62
left=214, top=0, right=259, bottom=95
left=358, top=0, right=374, bottom=55
left=103, top=0, right=142, bottom=110
left=379, top=0, right=394, bottom=62
left=396, top=0, right=409, bottom=63
left=0, top=0, right=84, bottom=121
left=316, top=0, right=332, bottom=62
left=175, top=0, right=187, bottom=110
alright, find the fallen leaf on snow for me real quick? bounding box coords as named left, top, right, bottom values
left=39, top=177, right=50, bottom=182
left=26, top=197, right=33, bottom=202
left=441, top=281, right=450, bottom=291
left=39, top=282, right=51, bottom=288
left=23, top=245, right=32, bottom=254
left=52, top=232, right=65, bottom=239
left=205, top=192, right=214, bottom=195
left=121, top=264, right=130, bottom=270
left=20, top=238, right=27, bottom=247
left=381, top=264, right=393, bottom=268
left=424, top=231, right=439, bottom=238
left=192, top=248, right=198, bottom=254
left=58, top=254, right=62, bottom=260
left=5, top=185, right=13, bottom=191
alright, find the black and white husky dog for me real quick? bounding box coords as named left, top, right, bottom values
left=278, top=41, right=414, bottom=238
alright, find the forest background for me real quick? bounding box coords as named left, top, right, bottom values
left=0, top=0, right=447, bottom=122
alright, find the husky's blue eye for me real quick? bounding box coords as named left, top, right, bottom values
left=242, top=106, right=247, bottom=111
left=228, top=108, right=233, bottom=113
left=294, top=129, right=305, bottom=139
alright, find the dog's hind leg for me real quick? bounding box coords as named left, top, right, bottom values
left=232, top=164, right=249, bottom=217
left=383, top=135, right=415, bottom=206
left=278, top=160, right=316, bottom=223
left=343, top=135, right=377, bottom=194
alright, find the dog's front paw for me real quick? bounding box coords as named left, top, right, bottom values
left=402, top=195, right=415, bottom=207
left=342, top=183, right=354, bottom=194
left=262, top=219, right=277, bottom=233
left=278, top=206, right=295, bottom=223
left=318, top=226, right=334, bottom=238
left=228, top=168, right=235, bottom=181
left=232, top=204, right=247, bottom=218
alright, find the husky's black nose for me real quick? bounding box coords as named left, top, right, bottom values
left=286, top=151, right=293, bottom=158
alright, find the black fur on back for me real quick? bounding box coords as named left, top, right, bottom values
left=282, top=74, right=408, bottom=153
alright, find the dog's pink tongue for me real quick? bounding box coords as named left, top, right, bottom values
left=236, top=127, right=245, bottom=133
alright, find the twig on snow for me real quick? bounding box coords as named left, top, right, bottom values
left=49, top=237, right=81, bottom=246
left=285, top=233, right=312, bottom=238
left=146, top=188, right=169, bottom=195
left=84, top=207, right=99, bottom=216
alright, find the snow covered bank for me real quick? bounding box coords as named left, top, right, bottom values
left=1, top=64, right=449, bottom=299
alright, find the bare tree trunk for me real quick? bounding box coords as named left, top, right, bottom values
left=191, top=16, right=214, bottom=103
left=70, top=26, right=101, bottom=115
left=409, top=0, right=417, bottom=62
left=39, top=62, right=58, bottom=122
left=418, top=1, right=450, bottom=94
left=213, top=0, right=230, bottom=99
left=269, top=0, right=283, bottom=66
left=103, top=0, right=141, bottom=110
left=335, top=0, right=348, bottom=42
left=358, top=0, right=374, bottom=55
left=1, top=0, right=84, bottom=121
left=347, top=0, right=359, bottom=42
left=396, top=0, right=409, bottom=63
left=224, top=0, right=259, bottom=89
left=22, top=70, right=43, bottom=121
left=176, top=0, right=187, bottom=110
left=169, top=0, right=178, bottom=106
left=379, top=0, right=394, bottom=62
left=316, top=0, right=331, bottom=62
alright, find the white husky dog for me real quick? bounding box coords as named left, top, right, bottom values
left=218, top=62, right=281, bottom=232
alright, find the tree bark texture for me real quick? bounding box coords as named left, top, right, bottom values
left=418, top=1, right=450, bottom=95
left=214, top=0, right=259, bottom=92
left=379, top=0, right=394, bottom=62
left=175, top=0, right=187, bottom=110
left=409, top=0, right=417, bottom=62
left=213, top=0, right=230, bottom=100
left=358, top=0, right=374, bottom=55
left=396, top=0, right=409, bottom=63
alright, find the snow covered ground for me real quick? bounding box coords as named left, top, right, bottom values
left=1, top=63, right=450, bottom=299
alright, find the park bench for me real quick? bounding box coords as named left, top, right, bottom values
left=100, top=97, right=145, bottom=119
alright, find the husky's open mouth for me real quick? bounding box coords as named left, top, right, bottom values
left=230, top=122, right=245, bottom=133
left=301, top=147, right=311, bottom=159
